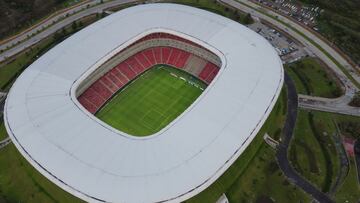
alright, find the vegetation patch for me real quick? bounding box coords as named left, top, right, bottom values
left=0, top=14, right=100, bottom=91
left=0, top=0, right=86, bottom=41
left=288, top=110, right=338, bottom=192
left=0, top=143, right=84, bottom=203
left=289, top=110, right=360, bottom=199
left=300, top=0, right=360, bottom=65
left=349, top=91, right=360, bottom=107
left=338, top=119, right=360, bottom=139
left=0, top=121, right=7, bottom=141
left=187, top=88, right=310, bottom=203
left=286, top=57, right=343, bottom=98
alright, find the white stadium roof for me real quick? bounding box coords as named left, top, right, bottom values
left=4, top=3, right=283, bottom=203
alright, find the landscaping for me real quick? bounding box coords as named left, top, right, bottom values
left=285, top=57, right=343, bottom=98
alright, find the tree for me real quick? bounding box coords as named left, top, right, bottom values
left=349, top=91, right=360, bottom=107
left=53, top=31, right=61, bottom=41
left=243, top=13, right=253, bottom=25
left=234, top=10, right=240, bottom=21
left=71, top=21, right=78, bottom=31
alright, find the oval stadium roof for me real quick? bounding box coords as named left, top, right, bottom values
left=4, top=3, right=283, bottom=203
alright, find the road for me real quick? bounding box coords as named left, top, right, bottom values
left=219, top=0, right=360, bottom=118
left=0, top=0, right=355, bottom=200
left=0, top=92, right=6, bottom=114
left=0, top=0, right=94, bottom=50
left=298, top=94, right=360, bottom=117
left=219, top=0, right=359, bottom=201
left=276, top=72, right=334, bottom=203
left=227, top=0, right=360, bottom=86
left=0, top=0, right=140, bottom=62
left=0, top=138, right=11, bottom=150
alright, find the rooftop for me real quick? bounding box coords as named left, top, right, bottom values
left=4, top=3, right=283, bottom=203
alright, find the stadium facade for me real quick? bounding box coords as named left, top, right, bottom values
left=4, top=3, right=284, bottom=203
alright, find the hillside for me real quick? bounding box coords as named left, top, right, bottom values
left=0, top=0, right=69, bottom=40
left=300, top=0, right=360, bottom=65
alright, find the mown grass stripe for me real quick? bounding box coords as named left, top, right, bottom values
left=96, top=65, right=206, bottom=137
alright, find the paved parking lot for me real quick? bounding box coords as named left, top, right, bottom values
left=248, top=21, right=308, bottom=64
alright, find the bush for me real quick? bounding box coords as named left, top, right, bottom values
left=349, top=91, right=360, bottom=107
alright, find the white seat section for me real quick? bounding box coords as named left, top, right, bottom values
left=4, top=3, right=283, bottom=203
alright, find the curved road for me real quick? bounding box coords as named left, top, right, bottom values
left=0, top=0, right=140, bottom=62
left=219, top=0, right=360, bottom=117
left=277, top=72, right=333, bottom=203
left=234, top=0, right=360, bottom=86
left=0, top=0, right=355, bottom=200
left=0, top=0, right=94, bottom=50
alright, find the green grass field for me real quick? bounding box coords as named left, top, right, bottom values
left=289, top=110, right=337, bottom=192
left=187, top=88, right=311, bottom=203
left=96, top=65, right=207, bottom=137
left=0, top=122, right=7, bottom=140
left=289, top=110, right=360, bottom=199
left=285, top=57, right=343, bottom=98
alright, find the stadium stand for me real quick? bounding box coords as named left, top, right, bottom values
left=78, top=33, right=221, bottom=114
left=183, top=54, right=208, bottom=76
left=199, top=62, right=217, bottom=81
left=142, top=49, right=156, bottom=66
left=153, top=47, right=162, bottom=63
left=175, top=50, right=190, bottom=68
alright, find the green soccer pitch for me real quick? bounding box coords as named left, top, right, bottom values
left=96, top=65, right=208, bottom=137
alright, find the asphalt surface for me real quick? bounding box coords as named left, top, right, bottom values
left=0, top=0, right=139, bottom=62
left=298, top=94, right=360, bottom=117
left=0, top=0, right=98, bottom=51
left=236, top=0, right=360, bottom=86
left=0, top=93, right=6, bottom=115
left=219, top=0, right=360, bottom=117
left=276, top=72, right=334, bottom=203
left=0, top=0, right=356, bottom=200
left=0, top=138, right=11, bottom=150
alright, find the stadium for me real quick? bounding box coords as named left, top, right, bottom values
left=3, top=3, right=283, bottom=203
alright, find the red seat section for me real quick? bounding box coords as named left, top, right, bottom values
left=81, top=87, right=106, bottom=109
left=111, top=68, right=129, bottom=84
left=78, top=96, right=97, bottom=114
left=205, top=67, right=219, bottom=84
left=175, top=50, right=190, bottom=68
left=117, top=63, right=136, bottom=80
left=135, top=52, right=151, bottom=69
left=153, top=47, right=162, bottom=64
left=78, top=45, right=221, bottom=114
left=142, top=49, right=156, bottom=66
left=161, top=47, right=171, bottom=64
left=100, top=77, right=118, bottom=93
left=106, top=72, right=123, bottom=89
left=91, top=81, right=112, bottom=99
left=168, top=48, right=181, bottom=67
left=125, top=57, right=144, bottom=74
left=199, top=62, right=217, bottom=81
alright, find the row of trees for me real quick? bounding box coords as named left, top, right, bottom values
left=300, top=0, right=360, bottom=65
